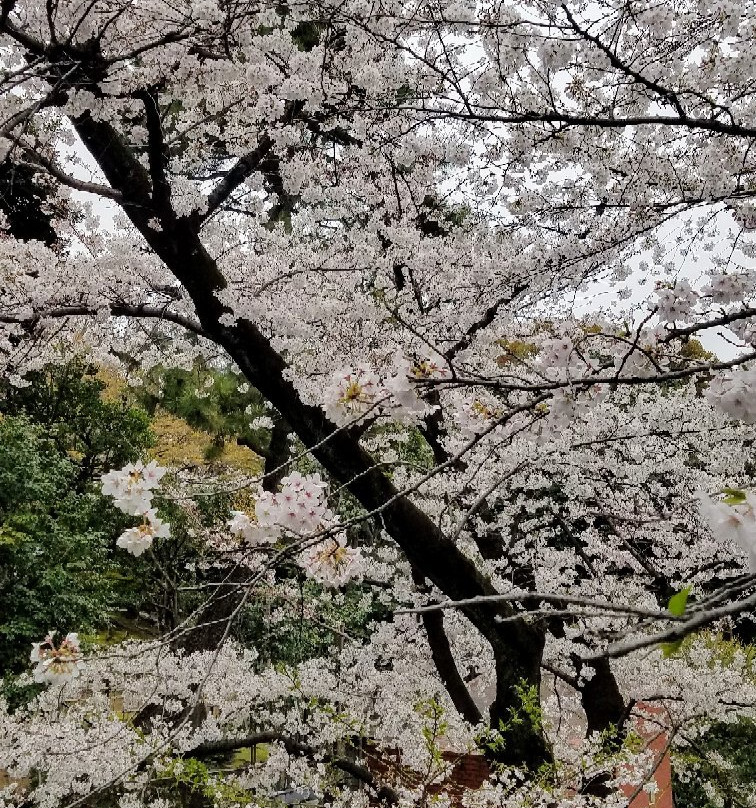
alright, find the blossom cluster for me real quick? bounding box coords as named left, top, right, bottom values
left=101, top=459, right=167, bottom=515
left=101, top=460, right=170, bottom=556
left=115, top=508, right=172, bottom=557
left=705, top=368, right=756, bottom=424
left=322, top=354, right=447, bottom=426
left=300, top=537, right=364, bottom=587
left=696, top=489, right=756, bottom=571
left=30, top=631, right=82, bottom=684
left=228, top=472, right=363, bottom=586
left=653, top=280, right=699, bottom=322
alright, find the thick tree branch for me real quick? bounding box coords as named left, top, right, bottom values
left=72, top=112, right=156, bottom=220
left=0, top=100, right=46, bottom=139
left=57, top=113, right=550, bottom=762
left=399, top=108, right=756, bottom=139
left=190, top=732, right=400, bottom=805
left=411, top=567, right=483, bottom=725
left=661, top=308, right=756, bottom=343
left=0, top=15, right=45, bottom=55
left=15, top=153, right=123, bottom=200
left=10, top=40, right=555, bottom=768
left=200, top=134, right=274, bottom=223
left=0, top=303, right=205, bottom=338
left=135, top=87, right=171, bottom=213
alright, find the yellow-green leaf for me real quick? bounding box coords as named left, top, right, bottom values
left=723, top=488, right=747, bottom=505
left=661, top=639, right=684, bottom=658
left=667, top=587, right=691, bottom=617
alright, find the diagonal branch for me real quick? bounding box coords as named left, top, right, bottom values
left=24, top=54, right=555, bottom=767
left=15, top=151, right=123, bottom=200
left=199, top=134, right=274, bottom=223
left=72, top=112, right=155, bottom=221
left=585, top=584, right=756, bottom=661
left=412, top=567, right=483, bottom=725
left=561, top=4, right=687, bottom=118
left=444, top=283, right=529, bottom=363
left=0, top=15, right=46, bottom=55
left=0, top=100, right=46, bottom=139
left=661, top=307, right=756, bottom=343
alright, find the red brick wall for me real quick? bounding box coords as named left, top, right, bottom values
left=365, top=747, right=490, bottom=805
left=365, top=702, right=674, bottom=807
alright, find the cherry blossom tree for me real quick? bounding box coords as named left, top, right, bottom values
left=3, top=1, right=756, bottom=805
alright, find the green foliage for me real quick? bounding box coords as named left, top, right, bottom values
left=0, top=416, right=118, bottom=672
left=673, top=717, right=756, bottom=807
left=667, top=587, right=691, bottom=617
left=691, top=633, right=756, bottom=680
left=679, top=338, right=716, bottom=362
left=722, top=487, right=747, bottom=505
left=0, top=675, right=44, bottom=713
left=398, top=426, right=436, bottom=470
left=477, top=681, right=544, bottom=757
left=494, top=338, right=539, bottom=366
left=135, top=364, right=269, bottom=456
left=291, top=19, right=322, bottom=52
left=366, top=424, right=435, bottom=477
left=0, top=362, right=168, bottom=673
left=0, top=359, right=154, bottom=485
left=415, top=696, right=449, bottom=764
left=155, top=756, right=251, bottom=807
left=235, top=579, right=389, bottom=666
left=661, top=587, right=692, bottom=657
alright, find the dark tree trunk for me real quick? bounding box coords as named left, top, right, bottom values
left=67, top=110, right=552, bottom=770
left=411, top=567, right=483, bottom=726
left=577, top=657, right=625, bottom=736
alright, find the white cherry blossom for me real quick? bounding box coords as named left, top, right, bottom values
left=300, top=537, right=364, bottom=587
left=696, top=490, right=756, bottom=572
left=30, top=632, right=82, bottom=684
left=322, top=366, right=385, bottom=425
left=101, top=461, right=168, bottom=516
left=116, top=510, right=171, bottom=557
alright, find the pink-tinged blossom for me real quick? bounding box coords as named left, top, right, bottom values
left=101, top=460, right=168, bottom=516
left=227, top=510, right=275, bottom=544
left=701, top=272, right=754, bottom=306
left=253, top=473, right=336, bottom=537
left=653, top=281, right=699, bottom=323
left=383, top=353, right=445, bottom=424
left=254, top=492, right=285, bottom=531
left=322, top=365, right=385, bottom=425
left=538, top=337, right=577, bottom=377
left=705, top=368, right=756, bottom=423
left=729, top=317, right=756, bottom=347
left=30, top=632, right=82, bottom=684
left=300, top=538, right=364, bottom=586
left=239, top=474, right=364, bottom=583
left=115, top=510, right=170, bottom=557
left=696, top=490, right=756, bottom=572
left=6, top=3, right=756, bottom=801
left=140, top=460, right=167, bottom=488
